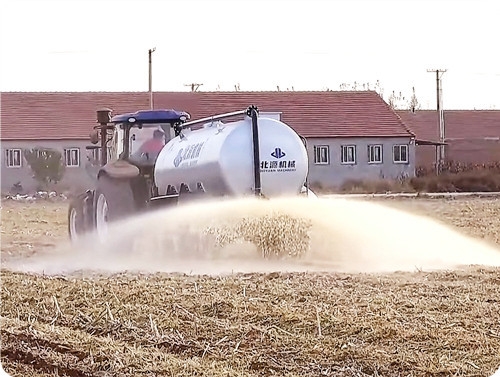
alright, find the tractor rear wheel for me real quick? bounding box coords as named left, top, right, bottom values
left=95, top=174, right=135, bottom=244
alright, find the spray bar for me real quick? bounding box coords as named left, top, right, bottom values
left=178, top=109, right=249, bottom=129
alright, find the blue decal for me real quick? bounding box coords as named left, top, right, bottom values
left=173, top=149, right=183, bottom=167
left=271, top=147, right=286, bottom=159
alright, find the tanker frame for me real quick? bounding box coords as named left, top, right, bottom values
left=68, top=105, right=314, bottom=242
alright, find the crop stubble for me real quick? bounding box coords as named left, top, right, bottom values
left=1, top=197, right=500, bottom=376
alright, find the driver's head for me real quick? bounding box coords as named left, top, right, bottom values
left=153, top=130, right=164, bottom=140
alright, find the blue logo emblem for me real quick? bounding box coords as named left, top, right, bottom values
left=271, top=147, right=286, bottom=159
left=173, top=149, right=183, bottom=167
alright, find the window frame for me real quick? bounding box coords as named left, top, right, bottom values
left=64, top=148, right=80, bottom=167
left=368, top=144, right=383, bottom=164
left=5, top=148, right=22, bottom=168
left=393, top=144, right=409, bottom=164
left=340, top=145, right=356, bottom=165
left=313, top=145, right=330, bottom=165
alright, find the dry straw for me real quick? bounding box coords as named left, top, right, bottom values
left=2, top=266, right=500, bottom=377
left=203, top=211, right=313, bottom=258
left=2, top=198, right=500, bottom=376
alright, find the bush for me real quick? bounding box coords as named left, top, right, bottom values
left=416, top=161, right=500, bottom=177
left=412, top=164, right=500, bottom=193
left=338, top=178, right=415, bottom=194
left=24, top=148, right=65, bottom=190
left=335, top=167, right=500, bottom=194
left=312, top=162, right=500, bottom=194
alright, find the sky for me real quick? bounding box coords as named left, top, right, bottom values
left=1, top=0, right=499, bottom=109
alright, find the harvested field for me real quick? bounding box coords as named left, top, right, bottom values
left=1, top=197, right=500, bottom=376
left=375, top=196, right=500, bottom=245
left=0, top=201, right=67, bottom=261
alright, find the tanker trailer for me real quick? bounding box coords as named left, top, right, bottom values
left=68, top=105, right=314, bottom=243
left=154, top=107, right=309, bottom=199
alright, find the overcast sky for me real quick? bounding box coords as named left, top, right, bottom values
left=1, top=0, right=499, bottom=109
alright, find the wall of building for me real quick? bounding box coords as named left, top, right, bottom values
left=446, top=139, right=500, bottom=165
left=415, top=140, right=500, bottom=170
left=1, top=139, right=97, bottom=194
left=415, top=145, right=437, bottom=168
left=2, top=135, right=416, bottom=194
left=306, top=137, right=416, bottom=188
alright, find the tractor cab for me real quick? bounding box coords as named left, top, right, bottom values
left=105, top=109, right=190, bottom=166
left=87, top=108, right=190, bottom=177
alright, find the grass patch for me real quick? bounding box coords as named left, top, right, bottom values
left=311, top=166, right=500, bottom=194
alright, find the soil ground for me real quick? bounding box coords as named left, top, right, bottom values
left=1, top=197, right=500, bottom=377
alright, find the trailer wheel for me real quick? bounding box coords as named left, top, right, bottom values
left=68, top=199, right=85, bottom=242
left=95, top=174, right=135, bottom=243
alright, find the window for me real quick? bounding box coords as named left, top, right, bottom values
left=368, top=144, right=383, bottom=163
left=64, top=148, right=80, bottom=167
left=91, top=147, right=100, bottom=162
left=86, top=147, right=100, bottom=165
left=393, top=144, right=409, bottom=163
left=341, top=145, right=356, bottom=164
left=5, top=149, right=22, bottom=168
left=314, top=145, right=329, bottom=164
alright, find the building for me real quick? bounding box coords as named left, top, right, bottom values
left=397, top=110, right=500, bottom=168
left=1, top=91, right=415, bottom=193
left=1, top=92, right=150, bottom=194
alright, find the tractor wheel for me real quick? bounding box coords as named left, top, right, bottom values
left=95, top=174, right=135, bottom=244
left=68, top=198, right=85, bottom=242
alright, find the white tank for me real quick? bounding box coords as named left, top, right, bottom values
left=154, top=116, right=308, bottom=198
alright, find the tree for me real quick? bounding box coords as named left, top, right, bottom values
left=408, top=86, right=421, bottom=113
left=23, top=148, right=65, bottom=190
left=339, top=80, right=421, bottom=111
left=339, top=80, right=384, bottom=98
left=388, top=90, right=406, bottom=110
left=388, top=87, right=422, bottom=111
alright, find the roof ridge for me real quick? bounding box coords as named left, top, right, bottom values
left=1, top=90, right=379, bottom=95
left=393, top=111, right=416, bottom=137
left=374, top=92, right=416, bottom=138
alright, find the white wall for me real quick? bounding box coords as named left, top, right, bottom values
left=1, top=134, right=416, bottom=194
left=306, top=136, right=416, bottom=189
left=1, top=139, right=97, bottom=193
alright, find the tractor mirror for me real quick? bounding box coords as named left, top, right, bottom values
left=89, top=130, right=99, bottom=144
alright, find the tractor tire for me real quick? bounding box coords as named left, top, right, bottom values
left=94, top=174, right=135, bottom=244
left=68, top=198, right=86, bottom=242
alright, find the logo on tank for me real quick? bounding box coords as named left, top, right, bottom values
left=261, top=147, right=297, bottom=173
left=173, top=142, right=205, bottom=167
left=271, top=147, right=286, bottom=159
left=173, top=149, right=183, bottom=167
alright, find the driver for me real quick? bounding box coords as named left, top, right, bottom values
left=138, top=129, right=165, bottom=156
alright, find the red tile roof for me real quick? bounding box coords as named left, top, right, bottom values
left=1, top=91, right=413, bottom=140
left=1, top=92, right=150, bottom=140
left=397, top=110, right=500, bottom=142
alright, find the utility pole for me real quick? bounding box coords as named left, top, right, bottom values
left=427, top=68, right=447, bottom=174
left=148, top=48, right=156, bottom=109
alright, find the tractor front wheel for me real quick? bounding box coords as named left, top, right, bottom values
left=68, top=199, right=85, bottom=242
